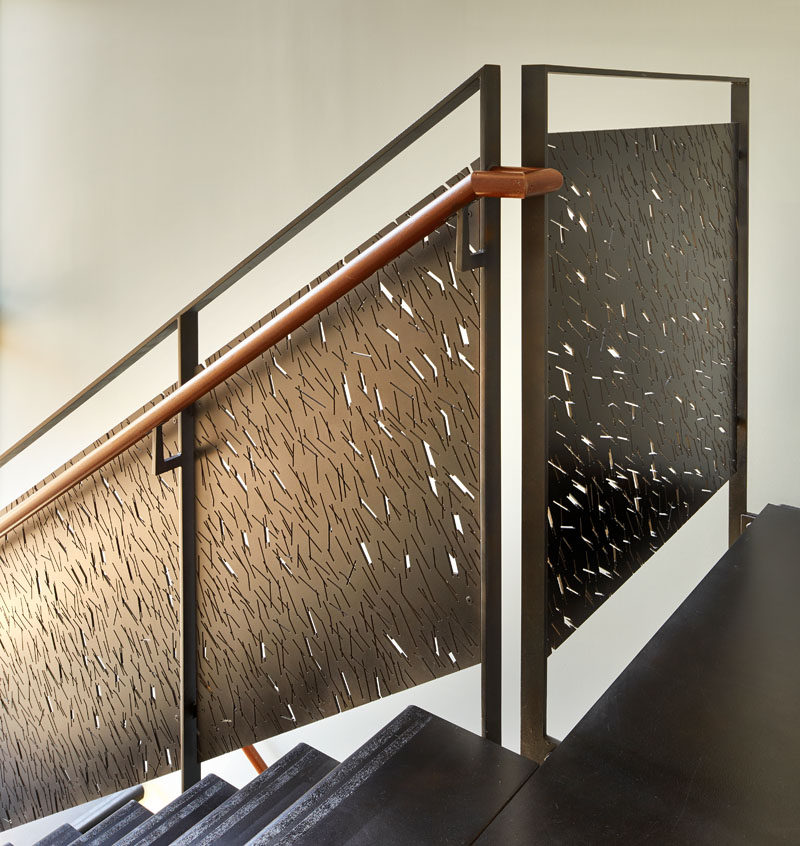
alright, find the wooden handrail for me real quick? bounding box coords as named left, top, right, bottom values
left=242, top=744, right=268, bottom=774
left=0, top=166, right=562, bottom=539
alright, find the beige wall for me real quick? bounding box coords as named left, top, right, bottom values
left=1, top=0, right=798, bottom=827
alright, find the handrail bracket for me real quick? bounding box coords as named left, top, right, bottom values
left=455, top=205, right=486, bottom=272
left=152, top=424, right=182, bottom=476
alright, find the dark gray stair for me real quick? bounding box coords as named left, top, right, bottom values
left=245, top=705, right=537, bottom=845
left=33, top=825, right=80, bottom=846
left=475, top=504, right=800, bottom=845
left=71, top=800, right=152, bottom=845
left=114, top=774, right=236, bottom=846
left=171, top=744, right=338, bottom=846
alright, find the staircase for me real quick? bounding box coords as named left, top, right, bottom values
left=0, top=63, right=760, bottom=844
left=28, top=802, right=152, bottom=846
left=23, top=707, right=534, bottom=846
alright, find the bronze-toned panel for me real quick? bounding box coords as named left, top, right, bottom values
left=0, top=408, right=181, bottom=829
left=195, top=173, right=481, bottom=757
left=0, top=168, right=482, bottom=823
left=545, top=124, right=737, bottom=649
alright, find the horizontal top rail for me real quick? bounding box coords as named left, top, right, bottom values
left=526, top=64, right=748, bottom=85
left=0, top=166, right=563, bottom=539
left=0, top=67, right=491, bottom=470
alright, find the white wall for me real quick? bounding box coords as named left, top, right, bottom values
left=1, top=0, right=798, bottom=838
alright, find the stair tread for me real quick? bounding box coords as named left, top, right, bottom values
left=245, top=706, right=536, bottom=845
left=115, top=775, right=236, bottom=846
left=71, top=800, right=152, bottom=845
left=33, top=824, right=80, bottom=846
left=475, top=503, right=800, bottom=845
left=172, top=744, right=338, bottom=846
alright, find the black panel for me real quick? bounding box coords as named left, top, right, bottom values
left=476, top=505, right=800, bottom=845
left=545, top=124, right=737, bottom=648
left=0, top=407, right=182, bottom=828
left=194, top=172, right=482, bottom=758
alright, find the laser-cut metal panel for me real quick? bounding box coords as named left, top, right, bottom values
left=545, top=124, right=737, bottom=649
left=195, top=175, right=481, bottom=758
left=0, top=409, right=181, bottom=829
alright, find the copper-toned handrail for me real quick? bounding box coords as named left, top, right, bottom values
left=0, top=166, right=562, bottom=539
left=242, top=744, right=268, bottom=774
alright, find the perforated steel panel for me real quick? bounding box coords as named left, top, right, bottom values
left=545, top=124, right=737, bottom=649
left=0, top=170, right=482, bottom=824
left=0, top=408, right=181, bottom=829
left=194, top=176, right=481, bottom=757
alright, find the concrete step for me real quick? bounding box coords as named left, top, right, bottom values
left=173, top=744, right=338, bottom=846
left=72, top=800, right=152, bottom=845
left=246, top=706, right=536, bottom=846
left=114, top=775, right=236, bottom=846
left=32, top=824, right=80, bottom=846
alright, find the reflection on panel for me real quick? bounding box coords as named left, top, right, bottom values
left=0, top=407, right=181, bottom=829
left=195, top=170, right=481, bottom=758
left=545, top=125, right=737, bottom=649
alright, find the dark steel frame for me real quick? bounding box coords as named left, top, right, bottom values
left=479, top=65, right=502, bottom=745
left=0, top=68, right=489, bottom=468
left=520, top=64, right=749, bottom=761
left=149, top=312, right=198, bottom=789
left=0, top=66, right=504, bottom=790
left=177, top=312, right=199, bottom=788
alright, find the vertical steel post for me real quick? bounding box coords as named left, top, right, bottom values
left=178, top=311, right=200, bottom=788
left=729, top=81, right=749, bottom=544
left=479, top=64, right=502, bottom=744
left=519, top=65, right=554, bottom=762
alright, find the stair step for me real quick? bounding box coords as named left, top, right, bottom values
left=71, top=800, right=152, bottom=845
left=171, top=744, right=338, bottom=846
left=246, top=706, right=536, bottom=845
left=33, top=825, right=80, bottom=846
left=114, top=775, right=236, bottom=846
